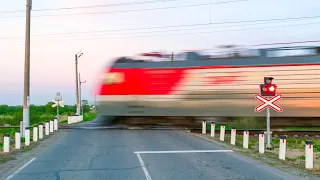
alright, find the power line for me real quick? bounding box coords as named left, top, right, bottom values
left=0, top=0, right=246, bottom=18
left=0, top=0, right=180, bottom=14
left=2, top=20, right=319, bottom=42
left=1, top=14, right=320, bottom=39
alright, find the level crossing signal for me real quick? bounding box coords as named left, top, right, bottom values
left=255, top=77, right=283, bottom=113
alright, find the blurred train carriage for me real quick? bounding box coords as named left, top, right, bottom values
left=96, top=45, right=320, bottom=119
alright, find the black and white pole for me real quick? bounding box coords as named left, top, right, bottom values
left=25, top=127, right=30, bottom=146
left=259, top=131, right=265, bottom=154
left=45, top=121, right=49, bottom=136
left=39, top=123, right=43, bottom=139
left=210, top=122, right=215, bottom=137
left=202, top=121, right=206, bottom=134
left=3, top=134, right=10, bottom=153
left=243, top=130, right=249, bottom=149
left=54, top=118, right=58, bottom=131
left=230, top=127, right=236, bottom=145
left=15, top=130, right=21, bottom=149
left=49, top=120, right=54, bottom=133
left=220, top=124, right=225, bottom=141
left=305, top=140, right=313, bottom=169
left=33, top=126, right=38, bottom=142
left=279, top=135, right=286, bottom=160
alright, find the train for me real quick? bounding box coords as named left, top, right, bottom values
left=96, top=46, right=320, bottom=121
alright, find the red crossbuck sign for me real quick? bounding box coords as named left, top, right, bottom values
left=255, top=94, right=283, bottom=112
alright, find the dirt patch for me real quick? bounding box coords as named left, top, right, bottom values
left=0, top=130, right=68, bottom=180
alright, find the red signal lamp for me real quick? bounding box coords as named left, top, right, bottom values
left=260, top=84, right=277, bottom=96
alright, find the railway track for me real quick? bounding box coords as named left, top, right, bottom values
left=191, top=129, right=320, bottom=137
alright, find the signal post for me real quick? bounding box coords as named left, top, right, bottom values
left=255, top=77, right=283, bottom=150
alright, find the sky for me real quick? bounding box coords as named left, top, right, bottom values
left=0, top=0, right=319, bottom=106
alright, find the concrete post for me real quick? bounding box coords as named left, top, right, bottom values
left=305, top=140, right=313, bottom=169
left=230, top=127, right=236, bottom=145
left=279, top=135, right=286, bottom=160
left=3, top=134, right=10, bottom=153
left=220, top=124, right=225, bottom=141
left=259, top=131, right=265, bottom=154
left=243, top=130, right=249, bottom=149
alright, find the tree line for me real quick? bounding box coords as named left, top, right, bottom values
left=0, top=102, right=93, bottom=116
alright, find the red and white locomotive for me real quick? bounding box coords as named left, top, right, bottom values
left=96, top=46, right=320, bottom=118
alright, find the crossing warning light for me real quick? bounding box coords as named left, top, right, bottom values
left=260, top=77, right=277, bottom=97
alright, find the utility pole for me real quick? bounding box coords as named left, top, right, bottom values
left=75, top=51, right=83, bottom=115
left=79, top=73, right=86, bottom=115
left=22, top=0, right=32, bottom=137
left=171, top=52, right=174, bottom=61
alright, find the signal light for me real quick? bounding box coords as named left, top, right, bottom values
left=260, top=84, right=277, bottom=97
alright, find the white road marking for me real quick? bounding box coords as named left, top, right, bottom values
left=4, top=158, right=36, bottom=180
left=136, top=153, right=152, bottom=180
left=134, top=150, right=233, bottom=154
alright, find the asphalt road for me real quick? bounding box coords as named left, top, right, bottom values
left=1, top=121, right=310, bottom=180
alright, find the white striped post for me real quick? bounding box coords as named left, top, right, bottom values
left=3, top=134, right=10, bottom=153
left=39, top=123, right=43, bottom=139
left=243, top=130, right=249, bottom=149
left=54, top=118, right=58, bottom=130
left=305, top=140, right=313, bottom=169
left=15, top=130, right=21, bottom=149
left=220, top=124, right=225, bottom=141
left=279, top=135, right=286, bottom=160
left=210, top=122, right=215, bottom=137
left=25, top=127, right=30, bottom=146
left=33, top=126, right=38, bottom=142
left=202, top=121, right=206, bottom=134
left=259, top=131, right=264, bottom=154
left=230, top=127, right=236, bottom=145
left=45, top=121, right=49, bottom=136
left=49, top=120, right=54, bottom=133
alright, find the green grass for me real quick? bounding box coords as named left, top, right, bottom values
left=83, top=112, right=97, bottom=122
